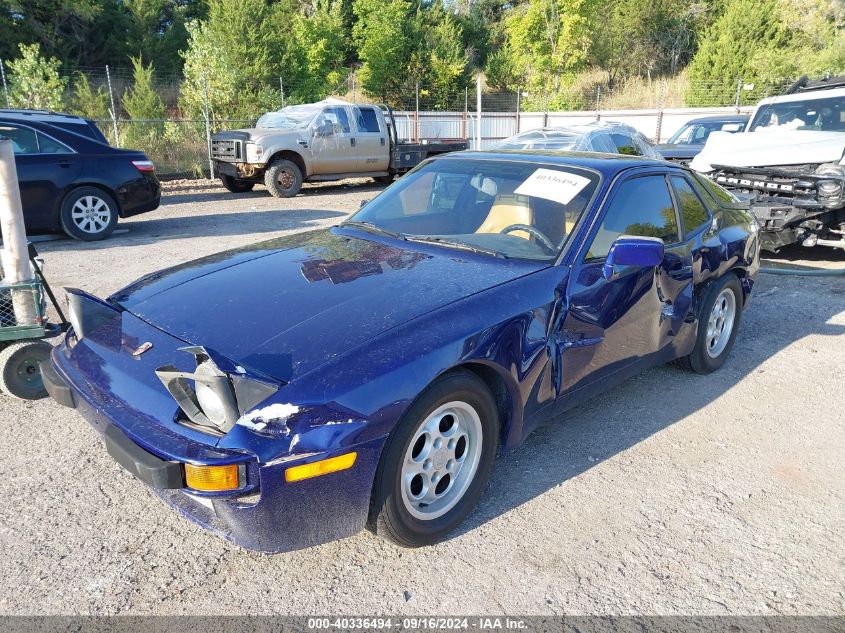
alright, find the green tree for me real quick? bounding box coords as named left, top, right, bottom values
left=6, top=42, right=66, bottom=110
left=288, top=0, right=348, bottom=102
left=126, top=0, right=205, bottom=76
left=686, top=0, right=792, bottom=106
left=353, top=0, right=411, bottom=100
left=122, top=56, right=165, bottom=120
left=425, top=14, right=471, bottom=107
left=71, top=72, right=110, bottom=120
left=499, top=0, right=592, bottom=105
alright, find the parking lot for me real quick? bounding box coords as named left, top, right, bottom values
left=1, top=180, right=843, bottom=615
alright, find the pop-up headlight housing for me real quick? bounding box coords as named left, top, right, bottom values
left=155, top=346, right=279, bottom=434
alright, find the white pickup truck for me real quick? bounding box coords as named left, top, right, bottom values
left=691, top=76, right=845, bottom=251
left=211, top=99, right=467, bottom=198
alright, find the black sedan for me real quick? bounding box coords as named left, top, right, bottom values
left=658, top=114, right=749, bottom=164
left=0, top=110, right=160, bottom=241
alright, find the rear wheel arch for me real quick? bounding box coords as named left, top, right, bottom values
left=64, top=182, right=121, bottom=214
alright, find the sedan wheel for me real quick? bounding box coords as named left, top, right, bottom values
left=676, top=274, right=743, bottom=374
left=370, top=370, right=499, bottom=547
left=705, top=288, right=737, bottom=359
left=400, top=401, right=484, bottom=520
left=60, top=187, right=118, bottom=241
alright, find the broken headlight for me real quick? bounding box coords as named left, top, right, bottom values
left=155, top=346, right=278, bottom=434
left=815, top=163, right=845, bottom=209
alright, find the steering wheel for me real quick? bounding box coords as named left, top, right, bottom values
left=499, top=224, right=556, bottom=252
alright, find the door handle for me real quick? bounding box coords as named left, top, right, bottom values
left=380, top=137, right=385, bottom=146
left=350, top=137, right=356, bottom=147
left=57, top=160, right=72, bottom=168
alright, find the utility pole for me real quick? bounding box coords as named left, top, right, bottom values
left=476, top=75, right=482, bottom=149
left=0, top=60, right=9, bottom=108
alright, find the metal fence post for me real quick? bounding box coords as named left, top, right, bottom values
left=105, top=65, right=119, bottom=147
left=203, top=74, right=214, bottom=180
left=280, top=77, right=285, bottom=108
left=0, top=60, right=9, bottom=108
left=415, top=82, right=420, bottom=143
left=655, top=79, right=666, bottom=142
left=595, top=86, right=601, bottom=121
left=462, top=86, right=468, bottom=140
left=543, top=86, right=548, bottom=127
left=734, top=77, right=743, bottom=112
left=515, top=88, right=521, bottom=135
left=476, top=75, right=482, bottom=149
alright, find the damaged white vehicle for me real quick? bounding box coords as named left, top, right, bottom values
left=691, top=76, right=845, bottom=251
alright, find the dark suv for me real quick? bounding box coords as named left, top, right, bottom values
left=0, top=110, right=160, bottom=241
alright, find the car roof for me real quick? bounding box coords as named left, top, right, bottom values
left=685, top=114, right=749, bottom=124
left=439, top=149, right=671, bottom=176
left=0, top=109, right=92, bottom=125
left=756, top=85, right=845, bottom=105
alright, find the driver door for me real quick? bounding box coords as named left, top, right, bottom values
left=309, top=106, right=358, bottom=174
left=552, top=172, right=693, bottom=407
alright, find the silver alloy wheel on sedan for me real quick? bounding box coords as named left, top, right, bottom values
left=705, top=288, right=737, bottom=358
left=71, top=195, right=112, bottom=234
left=400, top=400, right=483, bottom=520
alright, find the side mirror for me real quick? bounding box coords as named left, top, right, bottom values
left=359, top=199, right=369, bottom=209
left=602, top=236, right=664, bottom=280
left=315, top=122, right=333, bottom=137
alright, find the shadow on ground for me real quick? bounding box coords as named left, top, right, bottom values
left=453, top=275, right=845, bottom=538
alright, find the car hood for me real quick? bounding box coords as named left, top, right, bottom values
left=112, top=229, right=543, bottom=383
left=690, top=130, right=845, bottom=172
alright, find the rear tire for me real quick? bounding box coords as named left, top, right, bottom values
left=676, top=274, right=742, bottom=374
left=60, top=187, right=118, bottom=241
left=0, top=340, right=52, bottom=400
left=369, top=370, right=499, bottom=547
left=264, top=159, right=303, bottom=198
left=374, top=174, right=394, bottom=185
left=220, top=175, right=255, bottom=193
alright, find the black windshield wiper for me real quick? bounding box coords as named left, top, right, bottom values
left=339, top=220, right=404, bottom=239
left=405, top=235, right=508, bottom=258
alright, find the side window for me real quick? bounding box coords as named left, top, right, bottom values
left=319, top=107, right=351, bottom=134
left=611, top=133, right=641, bottom=156
left=670, top=176, right=710, bottom=234
left=37, top=132, right=72, bottom=154
left=0, top=124, right=39, bottom=154
left=355, top=107, right=381, bottom=134
left=587, top=175, right=678, bottom=260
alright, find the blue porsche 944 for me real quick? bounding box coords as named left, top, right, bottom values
left=44, top=151, right=760, bottom=551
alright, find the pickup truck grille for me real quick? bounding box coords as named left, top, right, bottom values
left=211, top=138, right=243, bottom=162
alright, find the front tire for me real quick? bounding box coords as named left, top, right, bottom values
left=678, top=274, right=743, bottom=374
left=220, top=174, right=255, bottom=193
left=369, top=370, right=499, bottom=547
left=264, top=159, right=303, bottom=198
left=60, top=187, right=118, bottom=241
left=0, top=340, right=52, bottom=400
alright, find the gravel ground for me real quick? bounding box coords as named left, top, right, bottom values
left=1, top=180, right=843, bottom=615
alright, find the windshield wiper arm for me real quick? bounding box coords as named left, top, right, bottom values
left=405, top=235, right=508, bottom=258
left=339, top=220, right=404, bottom=239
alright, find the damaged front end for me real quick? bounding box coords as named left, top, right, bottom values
left=47, top=289, right=385, bottom=552
left=710, top=163, right=845, bottom=251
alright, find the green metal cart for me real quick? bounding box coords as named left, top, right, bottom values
left=0, top=243, right=68, bottom=400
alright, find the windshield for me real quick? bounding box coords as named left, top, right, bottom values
left=256, top=104, right=321, bottom=130
left=668, top=120, right=745, bottom=144
left=749, top=95, right=845, bottom=132
left=345, top=158, right=600, bottom=261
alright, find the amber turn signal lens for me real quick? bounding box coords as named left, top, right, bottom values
left=285, top=452, right=357, bottom=483
left=184, top=463, right=240, bottom=491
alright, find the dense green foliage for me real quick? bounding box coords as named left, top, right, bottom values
left=0, top=0, right=842, bottom=115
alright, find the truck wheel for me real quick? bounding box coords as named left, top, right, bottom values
left=220, top=175, right=255, bottom=193
left=264, top=160, right=303, bottom=198
left=0, top=340, right=52, bottom=400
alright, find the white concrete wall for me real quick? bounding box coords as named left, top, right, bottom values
left=392, top=106, right=754, bottom=148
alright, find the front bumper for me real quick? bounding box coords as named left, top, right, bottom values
left=46, top=331, right=384, bottom=553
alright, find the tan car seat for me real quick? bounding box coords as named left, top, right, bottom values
left=476, top=194, right=532, bottom=239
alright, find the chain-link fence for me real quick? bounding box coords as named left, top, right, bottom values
left=0, top=62, right=799, bottom=179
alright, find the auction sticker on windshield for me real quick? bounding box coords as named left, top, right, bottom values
left=514, top=168, right=592, bottom=204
